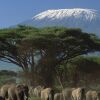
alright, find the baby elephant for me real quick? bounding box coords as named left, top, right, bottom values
left=41, top=88, right=54, bottom=100
left=33, top=85, right=44, bottom=97
left=54, top=93, right=63, bottom=100
left=62, top=88, right=75, bottom=100
left=86, top=90, right=100, bottom=100
left=72, top=87, right=86, bottom=100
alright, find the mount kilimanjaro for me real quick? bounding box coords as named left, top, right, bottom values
left=19, top=8, right=100, bottom=36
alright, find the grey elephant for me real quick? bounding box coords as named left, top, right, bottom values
left=41, top=88, right=54, bottom=100
left=72, top=87, right=86, bottom=100
left=54, top=93, right=63, bottom=100
left=62, top=88, right=75, bottom=100
left=86, top=90, right=100, bottom=100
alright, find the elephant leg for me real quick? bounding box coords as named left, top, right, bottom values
left=16, top=94, right=21, bottom=100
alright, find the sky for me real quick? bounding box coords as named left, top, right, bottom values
left=0, top=0, right=100, bottom=28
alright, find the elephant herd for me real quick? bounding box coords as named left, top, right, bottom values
left=29, top=86, right=100, bottom=100
left=0, top=84, right=100, bottom=100
left=29, top=86, right=54, bottom=100
left=0, top=84, right=29, bottom=100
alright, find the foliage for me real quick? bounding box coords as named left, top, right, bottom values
left=0, top=26, right=100, bottom=86
left=60, top=56, right=100, bottom=87
left=0, top=70, right=17, bottom=86
left=0, top=70, right=17, bottom=76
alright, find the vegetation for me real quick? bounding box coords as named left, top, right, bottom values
left=0, top=70, right=17, bottom=86
left=0, top=25, right=100, bottom=88
left=59, top=56, right=100, bottom=87
left=29, top=96, right=40, bottom=100
left=0, top=70, right=17, bottom=76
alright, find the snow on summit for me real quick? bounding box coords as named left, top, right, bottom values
left=33, top=8, right=98, bottom=20
left=20, top=8, right=100, bottom=36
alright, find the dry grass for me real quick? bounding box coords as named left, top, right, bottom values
left=29, top=96, right=41, bottom=100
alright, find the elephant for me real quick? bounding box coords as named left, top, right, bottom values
left=33, top=85, right=44, bottom=97
left=72, top=87, right=86, bottom=100
left=6, top=84, right=29, bottom=100
left=86, top=90, right=100, bottom=100
left=21, top=84, right=29, bottom=100
left=29, top=86, right=34, bottom=97
left=0, top=84, right=12, bottom=99
left=0, top=84, right=29, bottom=100
left=54, top=93, right=63, bottom=100
left=41, top=88, right=54, bottom=100
left=7, top=84, right=25, bottom=100
left=62, top=88, right=75, bottom=100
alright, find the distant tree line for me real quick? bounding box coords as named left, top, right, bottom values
left=0, top=70, right=17, bottom=76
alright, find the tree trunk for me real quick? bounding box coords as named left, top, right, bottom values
left=56, top=75, right=64, bottom=89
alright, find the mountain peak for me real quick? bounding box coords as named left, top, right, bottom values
left=20, top=8, right=100, bottom=36
left=33, top=8, right=98, bottom=20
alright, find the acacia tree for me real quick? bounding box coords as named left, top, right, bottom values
left=0, top=26, right=100, bottom=86
left=0, top=26, right=40, bottom=85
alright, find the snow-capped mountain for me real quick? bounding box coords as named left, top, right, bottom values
left=20, top=8, right=100, bottom=36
